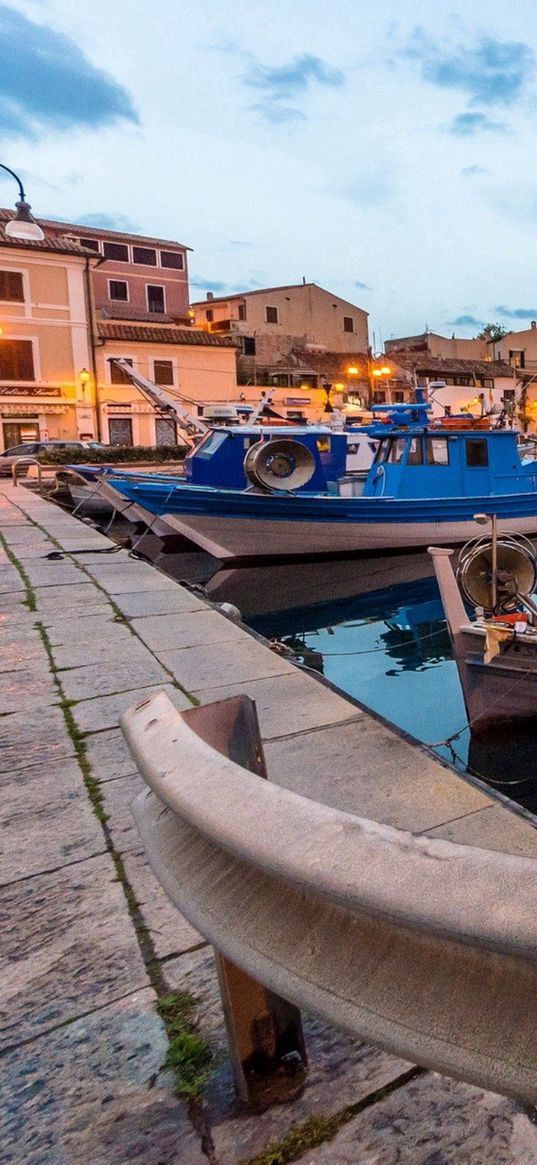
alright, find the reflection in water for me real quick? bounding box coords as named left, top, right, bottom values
left=247, top=555, right=537, bottom=816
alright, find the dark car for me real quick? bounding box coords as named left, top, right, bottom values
left=0, top=440, right=103, bottom=476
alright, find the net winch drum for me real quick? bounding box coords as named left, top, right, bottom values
left=457, top=533, right=537, bottom=612
left=244, top=438, right=317, bottom=492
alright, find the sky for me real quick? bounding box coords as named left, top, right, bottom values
left=2, top=1, right=537, bottom=347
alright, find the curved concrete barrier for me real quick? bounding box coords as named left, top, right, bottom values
left=121, top=690, right=537, bottom=1105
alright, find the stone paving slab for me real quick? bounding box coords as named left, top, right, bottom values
left=32, top=583, right=114, bottom=616
left=0, top=628, right=45, bottom=665
left=0, top=666, right=58, bottom=714
left=1, top=852, right=150, bottom=1049
left=113, top=587, right=208, bottom=617
left=133, top=608, right=250, bottom=651
left=427, top=802, right=537, bottom=855
left=193, top=671, right=363, bottom=740
left=84, top=726, right=139, bottom=781
left=54, top=634, right=160, bottom=672
left=1, top=758, right=105, bottom=882
left=72, top=681, right=193, bottom=734
left=298, top=1072, right=531, bottom=1165
left=81, top=563, right=182, bottom=594
left=23, top=562, right=87, bottom=587
left=263, top=718, right=493, bottom=832
left=59, top=655, right=170, bottom=702
left=0, top=705, right=74, bottom=770
left=1, top=988, right=207, bottom=1165
left=42, top=611, right=132, bottom=647
left=161, top=637, right=297, bottom=691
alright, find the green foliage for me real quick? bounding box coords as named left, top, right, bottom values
left=37, top=444, right=188, bottom=465
left=157, top=993, right=213, bottom=1099
left=476, top=323, right=508, bottom=342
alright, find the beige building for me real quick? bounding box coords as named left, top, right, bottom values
left=0, top=232, right=100, bottom=451
left=385, top=332, right=489, bottom=361
left=191, top=282, right=369, bottom=386
left=95, top=322, right=238, bottom=444
left=489, top=322, right=537, bottom=370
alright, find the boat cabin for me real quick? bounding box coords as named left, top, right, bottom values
left=185, top=425, right=375, bottom=491
left=363, top=427, right=537, bottom=499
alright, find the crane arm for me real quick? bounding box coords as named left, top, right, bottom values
left=109, top=360, right=209, bottom=442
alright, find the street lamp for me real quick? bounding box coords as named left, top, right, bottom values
left=1, top=163, right=44, bottom=242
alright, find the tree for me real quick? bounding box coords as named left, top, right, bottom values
left=476, top=323, right=508, bottom=342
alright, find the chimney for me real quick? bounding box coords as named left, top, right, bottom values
left=207, top=291, right=214, bottom=300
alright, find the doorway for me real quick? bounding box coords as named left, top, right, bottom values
left=2, top=421, right=39, bottom=450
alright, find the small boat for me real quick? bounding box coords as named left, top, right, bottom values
left=68, top=398, right=537, bottom=562
left=429, top=529, right=537, bottom=733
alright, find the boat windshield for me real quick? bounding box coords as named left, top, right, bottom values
left=195, top=430, right=229, bottom=459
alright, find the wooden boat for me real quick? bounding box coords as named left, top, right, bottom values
left=429, top=531, right=537, bottom=733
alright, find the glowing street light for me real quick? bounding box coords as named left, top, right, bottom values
left=1, top=163, right=44, bottom=242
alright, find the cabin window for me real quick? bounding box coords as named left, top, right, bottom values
left=465, top=439, right=489, bottom=468
left=373, top=440, right=391, bottom=464
left=196, top=430, right=228, bottom=459
left=425, top=438, right=449, bottom=466
left=406, top=437, right=423, bottom=466
left=387, top=439, right=407, bottom=464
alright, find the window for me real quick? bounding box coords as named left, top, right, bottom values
left=393, top=390, right=405, bottom=403
left=343, top=316, right=354, bottom=333
left=153, top=360, right=174, bottom=385
left=509, top=350, right=525, bottom=369
left=155, top=417, right=177, bottom=445
left=265, top=305, right=279, bottom=324
left=109, top=357, right=133, bottom=385
left=238, top=302, right=247, bottom=321
left=0, top=271, right=24, bottom=301
left=425, top=438, right=449, bottom=466
left=160, top=250, right=184, bottom=269
left=78, top=237, right=100, bottom=252
left=108, top=417, right=133, bottom=445
left=102, top=242, right=129, bottom=262
left=147, top=285, right=165, bottom=313
left=108, top=280, right=128, bottom=301
left=406, top=437, right=423, bottom=465
left=133, top=246, right=157, bottom=265
left=242, top=337, right=256, bottom=356
left=387, top=439, right=407, bottom=464
left=0, top=339, right=34, bottom=380
left=205, top=309, right=214, bottom=322
left=465, top=439, right=489, bottom=468
left=503, top=389, right=515, bottom=401
left=372, top=390, right=386, bottom=404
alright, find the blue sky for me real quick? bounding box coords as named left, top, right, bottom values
left=2, top=1, right=537, bottom=345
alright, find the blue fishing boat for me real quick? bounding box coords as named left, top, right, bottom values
left=68, top=400, right=537, bottom=560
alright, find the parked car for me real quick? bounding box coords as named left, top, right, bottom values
left=0, top=440, right=103, bottom=476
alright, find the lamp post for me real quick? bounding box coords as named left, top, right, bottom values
left=0, top=164, right=44, bottom=242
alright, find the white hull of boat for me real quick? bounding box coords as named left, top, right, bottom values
left=158, top=511, right=537, bottom=560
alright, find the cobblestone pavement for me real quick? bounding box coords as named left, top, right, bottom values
left=2, top=482, right=537, bottom=1164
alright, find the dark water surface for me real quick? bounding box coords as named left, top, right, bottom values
left=222, top=552, right=537, bottom=817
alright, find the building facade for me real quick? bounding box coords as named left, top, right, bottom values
left=385, top=332, right=489, bottom=361
left=37, top=216, right=191, bottom=323
left=0, top=232, right=99, bottom=451
left=191, top=282, right=369, bottom=388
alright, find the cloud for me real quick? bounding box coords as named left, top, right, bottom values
left=447, top=314, right=485, bottom=328
left=190, top=279, right=229, bottom=294
left=345, top=173, right=397, bottom=207
left=461, top=165, right=489, bottom=176
left=243, top=53, right=344, bottom=122
left=74, top=212, right=140, bottom=232
left=448, top=112, right=509, bottom=135
left=404, top=29, right=535, bottom=106
left=0, top=3, right=138, bottom=139
left=355, top=280, right=372, bottom=290
left=495, top=305, right=537, bottom=319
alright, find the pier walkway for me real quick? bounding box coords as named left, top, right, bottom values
left=2, top=479, right=537, bottom=1164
